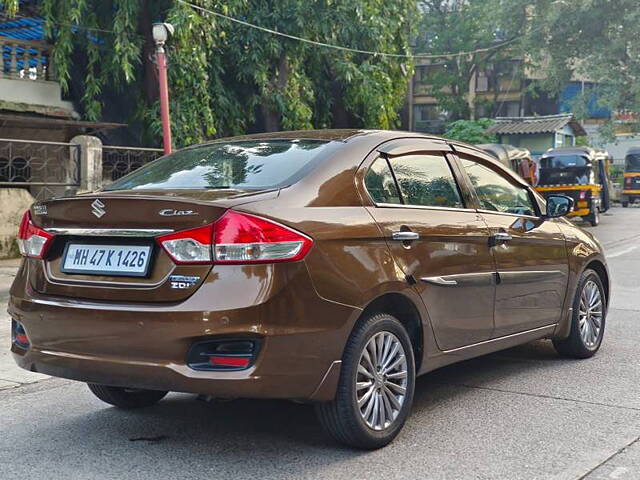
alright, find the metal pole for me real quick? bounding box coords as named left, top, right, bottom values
left=156, top=45, right=172, bottom=155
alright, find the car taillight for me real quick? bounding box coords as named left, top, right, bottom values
left=157, top=223, right=214, bottom=264
left=156, top=211, right=313, bottom=265
left=213, top=210, right=313, bottom=264
left=579, top=191, right=587, bottom=200
left=18, top=210, right=54, bottom=259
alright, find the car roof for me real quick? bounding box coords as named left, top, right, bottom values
left=542, top=147, right=597, bottom=158
left=180, top=129, right=494, bottom=156
left=626, top=147, right=640, bottom=156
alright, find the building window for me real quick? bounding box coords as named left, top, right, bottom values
left=495, top=101, right=521, bottom=117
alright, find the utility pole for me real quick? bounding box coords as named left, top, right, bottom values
left=152, top=22, right=174, bottom=155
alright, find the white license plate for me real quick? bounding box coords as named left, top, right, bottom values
left=62, top=244, right=152, bottom=277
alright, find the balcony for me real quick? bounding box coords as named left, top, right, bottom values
left=0, top=37, right=75, bottom=114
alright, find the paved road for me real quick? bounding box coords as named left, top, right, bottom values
left=1, top=207, right=640, bottom=479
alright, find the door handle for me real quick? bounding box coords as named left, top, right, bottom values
left=490, top=231, right=512, bottom=247
left=392, top=231, right=420, bottom=241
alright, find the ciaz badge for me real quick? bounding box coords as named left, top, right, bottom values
left=169, top=275, right=200, bottom=289
left=159, top=209, right=199, bottom=217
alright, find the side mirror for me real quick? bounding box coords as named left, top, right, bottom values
left=546, top=195, right=574, bottom=218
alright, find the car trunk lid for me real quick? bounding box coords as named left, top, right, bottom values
left=28, top=189, right=277, bottom=302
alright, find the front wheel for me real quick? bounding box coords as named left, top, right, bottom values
left=315, top=313, right=416, bottom=449
left=553, top=269, right=606, bottom=359
left=87, top=384, right=168, bottom=409
left=588, top=207, right=600, bottom=227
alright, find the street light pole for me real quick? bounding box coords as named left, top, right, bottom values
left=152, top=23, right=174, bottom=155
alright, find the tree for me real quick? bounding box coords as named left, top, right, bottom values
left=523, top=0, right=640, bottom=131
left=443, top=118, right=496, bottom=144
left=1, top=0, right=417, bottom=147
left=414, top=0, right=530, bottom=121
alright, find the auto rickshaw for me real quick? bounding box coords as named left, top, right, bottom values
left=477, top=144, right=538, bottom=185
left=621, top=147, right=640, bottom=207
left=535, top=147, right=611, bottom=226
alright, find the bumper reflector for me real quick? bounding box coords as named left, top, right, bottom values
left=209, top=356, right=251, bottom=368
left=12, top=320, right=30, bottom=348
left=186, top=339, right=260, bottom=371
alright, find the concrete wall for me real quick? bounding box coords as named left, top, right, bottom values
left=499, top=133, right=554, bottom=157
left=0, top=188, right=34, bottom=259
left=0, top=79, right=75, bottom=112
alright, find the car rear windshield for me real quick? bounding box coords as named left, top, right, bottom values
left=538, top=166, right=592, bottom=186
left=104, top=140, right=333, bottom=191
left=540, top=155, right=589, bottom=168
left=626, top=153, right=640, bottom=172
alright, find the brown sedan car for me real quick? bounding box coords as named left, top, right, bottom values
left=9, top=130, right=609, bottom=448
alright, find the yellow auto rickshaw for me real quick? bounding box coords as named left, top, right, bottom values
left=535, top=147, right=611, bottom=226
left=477, top=143, right=538, bottom=185
left=622, top=147, right=640, bottom=207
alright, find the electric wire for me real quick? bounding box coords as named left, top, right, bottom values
left=177, top=0, right=523, bottom=60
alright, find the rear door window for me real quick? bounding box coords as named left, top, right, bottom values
left=388, top=154, right=464, bottom=208
left=364, top=158, right=402, bottom=204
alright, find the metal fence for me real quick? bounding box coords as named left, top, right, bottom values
left=0, top=138, right=80, bottom=199
left=102, top=146, right=163, bottom=182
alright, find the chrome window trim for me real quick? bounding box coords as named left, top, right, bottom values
left=374, top=202, right=477, bottom=213
left=46, top=228, right=173, bottom=237
left=476, top=209, right=541, bottom=221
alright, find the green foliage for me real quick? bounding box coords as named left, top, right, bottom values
left=3, top=0, right=416, bottom=148
left=444, top=118, right=496, bottom=144
left=610, top=165, right=624, bottom=185
left=1, top=0, right=18, bottom=15
left=575, top=136, right=590, bottom=147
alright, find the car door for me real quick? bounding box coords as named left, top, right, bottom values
left=362, top=140, right=496, bottom=351
left=455, top=150, right=569, bottom=338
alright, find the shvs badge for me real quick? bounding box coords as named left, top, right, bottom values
left=33, top=204, right=48, bottom=216
left=169, top=275, right=200, bottom=289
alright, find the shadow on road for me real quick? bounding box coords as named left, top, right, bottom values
left=27, top=340, right=566, bottom=459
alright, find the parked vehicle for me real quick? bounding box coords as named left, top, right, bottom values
left=477, top=143, right=537, bottom=185
left=9, top=130, right=609, bottom=449
left=621, top=147, right=640, bottom=207
left=536, top=147, right=612, bottom=226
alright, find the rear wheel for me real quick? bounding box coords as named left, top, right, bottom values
left=315, top=313, right=416, bottom=449
left=87, top=383, right=168, bottom=409
left=553, top=269, right=606, bottom=359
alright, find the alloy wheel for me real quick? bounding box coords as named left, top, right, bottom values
left=578, top=280, right=603, bottom=348
left=356, top=331, right=408, bottom=431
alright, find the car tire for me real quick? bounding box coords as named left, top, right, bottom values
left=588, top=208, right=600, bottom=227
left=622, top=201, right=629, bottom=208
left=87, top=383, right=168, bottom=409
left=553, top=269, right=606, bottom=359
left=315, top=312, right=416, bottom=449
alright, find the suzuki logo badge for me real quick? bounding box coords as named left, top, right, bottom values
left=91, top=199, right=106, bottom=218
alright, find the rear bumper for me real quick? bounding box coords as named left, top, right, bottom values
left=8, top=261, right=357, bottom=401
left=621, top=192, right=640, bottom=201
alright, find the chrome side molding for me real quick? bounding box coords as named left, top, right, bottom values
left=46, top=228, right=173, bottom=237
left=420, top=276, right=458, bottom=286
left=421, top=272, right=496, bottom=287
